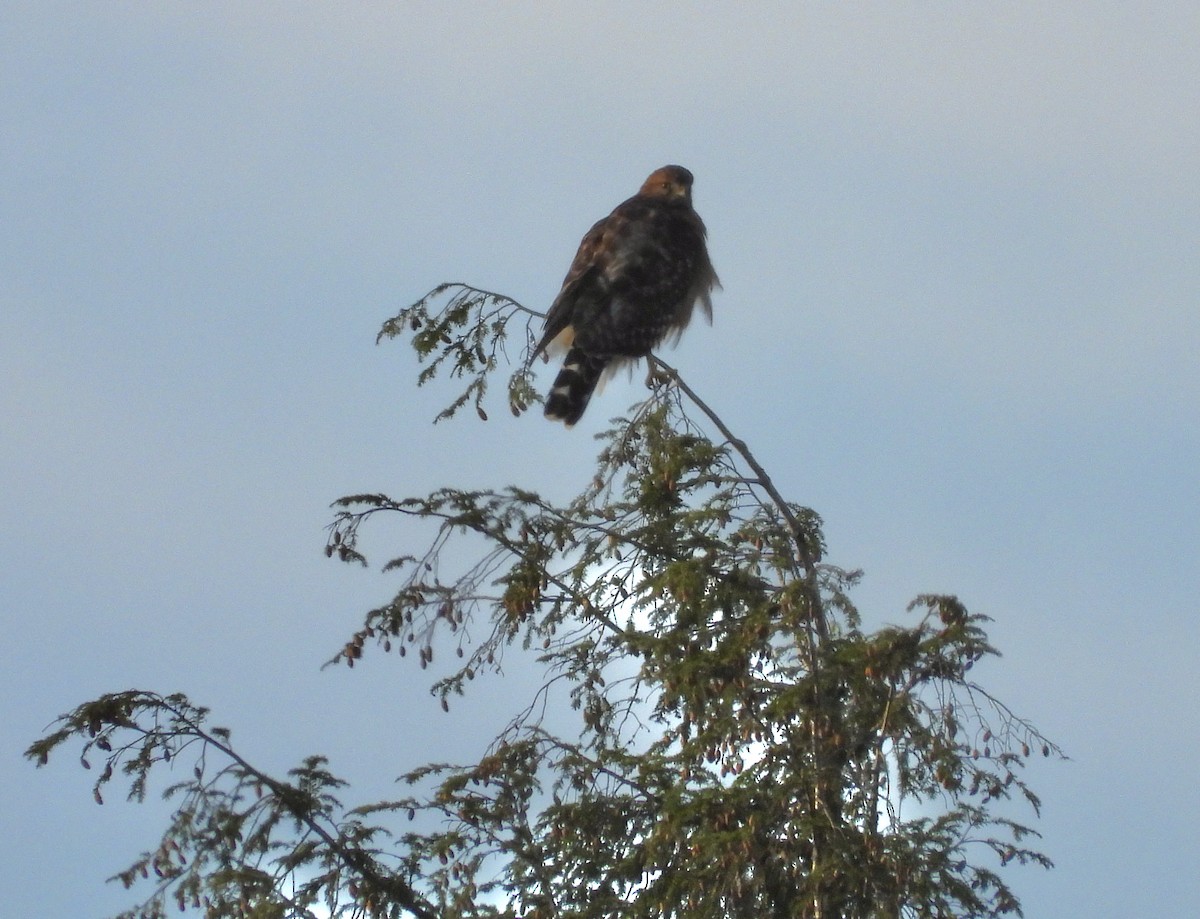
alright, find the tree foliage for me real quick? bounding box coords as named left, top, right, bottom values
left=29, top=284, right=1061, bottom=918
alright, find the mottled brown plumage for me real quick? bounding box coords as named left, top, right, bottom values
left=532, top=165, right=719, bottom=426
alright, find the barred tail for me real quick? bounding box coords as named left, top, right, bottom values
left=544, top=348, right=609, bottom=427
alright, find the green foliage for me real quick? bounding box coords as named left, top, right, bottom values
left=376, top=283, right=540, bottom=423
left=26, top=691, right=428, bottom=919
left=29, top=284, right=1062, bottom=919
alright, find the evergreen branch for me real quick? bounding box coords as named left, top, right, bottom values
left=646, top=356, right=831, bottom=654
left=647, top=356, right=817, bottom=577
left=156, top=698, right=439, bottom=919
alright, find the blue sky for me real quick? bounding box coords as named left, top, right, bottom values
left=3, top=4, right=1197, bottom=915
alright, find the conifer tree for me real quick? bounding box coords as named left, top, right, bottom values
left=29, top=284, right=1060, bottom=918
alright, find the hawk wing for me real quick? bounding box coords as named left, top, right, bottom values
left=533, top=212, right=619, bottom=359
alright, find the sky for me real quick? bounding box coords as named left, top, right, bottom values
left=2, top=3, right=1198, bottom=915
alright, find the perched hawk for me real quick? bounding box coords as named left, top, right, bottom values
left=532, top=165, right=719, bottom=426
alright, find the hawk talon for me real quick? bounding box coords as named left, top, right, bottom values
left=645, top=363, right=674, bottom=390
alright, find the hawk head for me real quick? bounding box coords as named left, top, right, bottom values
left=639, top=165, right=694, bottom=203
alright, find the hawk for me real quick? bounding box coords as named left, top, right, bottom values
left=532, top=165, right=719, bottom=426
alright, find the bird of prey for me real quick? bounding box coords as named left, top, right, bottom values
left=532, top=165, right=719, bottom=426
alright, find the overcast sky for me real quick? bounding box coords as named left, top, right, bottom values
left=3, top=4, right=1198, bottom=916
